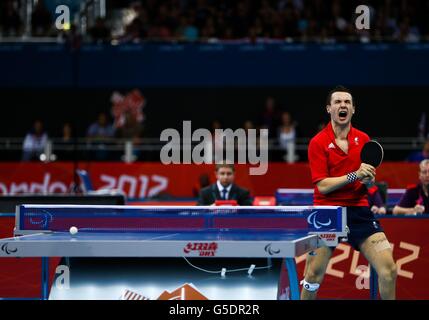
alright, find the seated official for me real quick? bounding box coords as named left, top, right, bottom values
left=393, top=159, right=429, bottom=215
left=197, top=163, right=252, bottom=206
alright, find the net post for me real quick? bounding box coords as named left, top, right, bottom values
left=285, top=258, right=300, bottom=300
left=15, top=204, right=23, bottom=236
left=41, top=257, right=49, bottom=300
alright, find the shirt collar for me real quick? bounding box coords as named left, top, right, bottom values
left=326, top=121, right=356, bottom=145
left=217, top=180, right=232, bottom=192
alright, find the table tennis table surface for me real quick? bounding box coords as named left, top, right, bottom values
left=0, top=204, right=346, bottom=258
left=1, top=229, right=317, bottom=258
left=0, top=204, right=348, bottom=300
left=7, top=229, right=312, bottom=242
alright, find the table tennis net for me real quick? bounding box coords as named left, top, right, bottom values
left=17, top=205, right=342, bottom=233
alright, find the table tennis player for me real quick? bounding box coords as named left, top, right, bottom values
left=196, top=163, right=252, bottom=206
left=302, top=85, right=397, bottom=300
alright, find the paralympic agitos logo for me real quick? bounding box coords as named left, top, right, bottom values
left=307, top=211, right=332, bottom=229
left=1, top=243, right=18, bottom=255
left=264, top=244, right=281, bottom=255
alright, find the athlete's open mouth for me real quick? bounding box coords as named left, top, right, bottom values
left=339, top=110, right=348, bottom=120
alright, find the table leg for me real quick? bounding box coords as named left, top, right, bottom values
left=370, top=265, right=378, bottom=300
left=285, top=258, right=300, bottom=300
left=41, top=257, right=49, bottom=300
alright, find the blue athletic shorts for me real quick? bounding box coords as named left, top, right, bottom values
left=346, top=206, right=384, bottom=251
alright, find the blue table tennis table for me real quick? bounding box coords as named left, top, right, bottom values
left=0, top=205, right=348, bottom=300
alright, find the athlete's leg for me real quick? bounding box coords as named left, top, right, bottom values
left=300, top=246, right=335, bottom=300
left=359, top=232, right=397, bottom=300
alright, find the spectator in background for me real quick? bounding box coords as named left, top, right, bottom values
left=394, top=17, right=420, bottom=43
left=1, top=0, right=22, bottom=36
left=367, top=184, right=387, bottom=215
left=31, top=0, right=52, bottom=36
left=22, top=120, right=48, bottom=161
left=242, top=120, right=257, bottom=159
left=407, top=139, right=429, bottom=162
left=0, top=0, right=419, bottom=43
left=62, top=122, right=73, bottom=143
left=88, top=18, right=111, bottom=43
left=393, top=159, right=429, bottom=215
left=177, top=15, right=199, bottom=42
left=278, top=111, right=297, bottom=163
left=261, top=96, right=279, bottom=138
left=200, top=16, right=217, bottom=40
left=417, top=112, right=427, bottom=140
left=87, top=113, right=115, bottom=140
left=57, top=123, right=75, bottom=161
left=87, top=113, right=115, bottom=160
left=243, top=120, right=255, bottom=132
left=147, top=21, right=172, bottom=40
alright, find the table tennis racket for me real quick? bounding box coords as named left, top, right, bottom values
left=361, top=140, right=384, bottom=168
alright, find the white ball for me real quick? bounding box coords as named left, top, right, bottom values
left=69, top=226, right=78, bottom=235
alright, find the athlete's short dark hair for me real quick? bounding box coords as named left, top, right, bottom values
left=326, top=85, right=354, bottom=106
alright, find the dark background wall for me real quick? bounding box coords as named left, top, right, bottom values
left=1, top=86, right=426, bottom=139
left=1, top=43, right=427, bottom=139
left=2, top=43, right=429, bottom=88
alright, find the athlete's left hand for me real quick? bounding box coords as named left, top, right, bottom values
left=361, top=176, right=375, bottom=186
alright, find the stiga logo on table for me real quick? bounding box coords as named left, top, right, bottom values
left=319, top=233, right=337, bottom=242
left=183, top=242, right=218, bottom=256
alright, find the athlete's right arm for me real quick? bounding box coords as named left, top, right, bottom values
left=308, top=139, right=375, bottom=195
left=316, top=176, right=350, bottom=195
left=316, top=163, right=376, bottom=195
